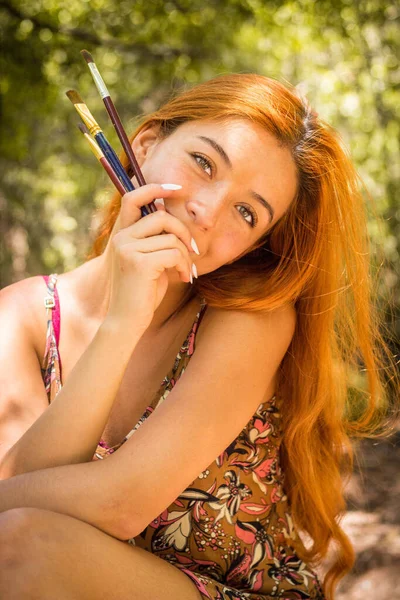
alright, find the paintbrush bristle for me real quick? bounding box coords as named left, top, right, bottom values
left=77, top=122, right=89, bottom=135
left=81, top=49, right=94, bottom=64
left=66, top=89, right=84, bottom=104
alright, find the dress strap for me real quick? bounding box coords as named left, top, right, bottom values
left=42, top=273, right=63, bottom=383
left=197, top=300, right=207, bottom=329
left=182, top=301, right=207, bottom=358
left=43, top=274, right=61, bottom=348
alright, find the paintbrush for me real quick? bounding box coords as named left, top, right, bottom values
left=66, top=90, right=134, bottom=192
left=67, top=90, right=151, bottom=217
left=77, top=123, right=126, bottom=196
left=80, top=49, right=155, bottom=214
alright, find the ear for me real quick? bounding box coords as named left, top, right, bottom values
left=131, top=124, right=161, bottom=166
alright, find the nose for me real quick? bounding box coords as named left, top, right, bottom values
left=186, top=188, right=227, bottom=230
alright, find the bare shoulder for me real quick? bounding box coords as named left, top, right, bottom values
left=0, top=276, right=57, bottom=468
left=0, top=275, right=49, bottom=360
left=196, top=302, right=296, bottom=351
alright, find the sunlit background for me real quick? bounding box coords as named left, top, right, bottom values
left=1, top=1, right=399, bottom=597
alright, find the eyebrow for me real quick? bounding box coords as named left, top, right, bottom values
left=250, top=192, right=275, bottom=223
left=197, top=135, right=275, bottom=223
left=197, top=136, right=232, bottom=168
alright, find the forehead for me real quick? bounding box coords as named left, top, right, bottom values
left=171, top=118, right=276, bottom=147
left=169, top=118, right=298, bottom=218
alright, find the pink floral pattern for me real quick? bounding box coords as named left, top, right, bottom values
left=41, top=275, right=326, bottom=599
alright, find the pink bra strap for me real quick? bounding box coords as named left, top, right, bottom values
left=43, top=274, right=61, bottom=347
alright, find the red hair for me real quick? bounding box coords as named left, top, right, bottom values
left=87, top=74, right=398, bottom=598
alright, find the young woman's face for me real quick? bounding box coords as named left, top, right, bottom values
left=134, top=118, right=298, bottom=275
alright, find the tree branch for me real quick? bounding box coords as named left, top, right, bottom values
left=0, top=0, right=208, bottom=60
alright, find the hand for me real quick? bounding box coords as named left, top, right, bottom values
left=105, top=183, right=196, bottom=332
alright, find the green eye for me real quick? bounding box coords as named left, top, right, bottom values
left=236, top=205, right=258, bottom=228
left=192, top=153, right=213, bottom=176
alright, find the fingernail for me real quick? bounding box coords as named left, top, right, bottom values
left=191, top=237, right=200, bottom=255
left=154, top=198, right=165, bottom=205
left=192, top=263, right=198, bottom=279
left=189, top=271, right=193, bottom=284
left=160, top=183, right=182, bottom=190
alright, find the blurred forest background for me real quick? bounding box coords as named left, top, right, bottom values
left=0, top=0, right=399, bottom=597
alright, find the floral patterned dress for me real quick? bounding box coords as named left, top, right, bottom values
left=40, top=274, right=326, bottom=600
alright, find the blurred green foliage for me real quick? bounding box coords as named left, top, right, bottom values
left=0, top=0, right=399, bottom=350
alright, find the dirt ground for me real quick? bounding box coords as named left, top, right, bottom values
left=323, top=427, right=400, bottom=599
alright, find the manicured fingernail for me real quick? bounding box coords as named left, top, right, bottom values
left=154, top=197, right=165, bottom=204
left=160, top=183, right=182, bottom=190
left=189, top=271, right=193, bottom=284
left=191, top=237, right=200, bottom=255
left=192, top=263, right=198, bottom=279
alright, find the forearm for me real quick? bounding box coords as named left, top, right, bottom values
left=1, top=320, right=143, bottom=478
left=0, top=458, right=130, bottom=540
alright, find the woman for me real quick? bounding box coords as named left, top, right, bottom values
left=0, top=74, right=396, bottom=599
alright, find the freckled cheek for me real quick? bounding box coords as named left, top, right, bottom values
left=143, top=155, right=190, bottom=188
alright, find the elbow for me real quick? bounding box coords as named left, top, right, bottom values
left=96, top=496, right=144, bottom=541
left=107, top=519, right=142, bottom=542
left=103, top=514, right=144, bottom=542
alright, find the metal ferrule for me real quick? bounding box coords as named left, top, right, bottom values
left=88, top=63, right=109, bottom=99
left=75, top=103, right=102, bottom=136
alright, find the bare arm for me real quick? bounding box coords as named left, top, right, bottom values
left=0, top=183, right=194, bottom=479
left=0, top=304, right=295, bottom=542
left=0, top=456, right=129, bottom=539
left=0, top=309, right=142, bottom=479
left=0, top=280, right=50, bottom=471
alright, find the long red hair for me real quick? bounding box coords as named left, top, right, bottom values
left=87, top=74, right=398, bottom=598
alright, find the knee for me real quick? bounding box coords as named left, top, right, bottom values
left=0, top=508, right=55, bottom=598
left=0, top=508, right=48, bottom=574
left=0, top=508, right=64, bottom=599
